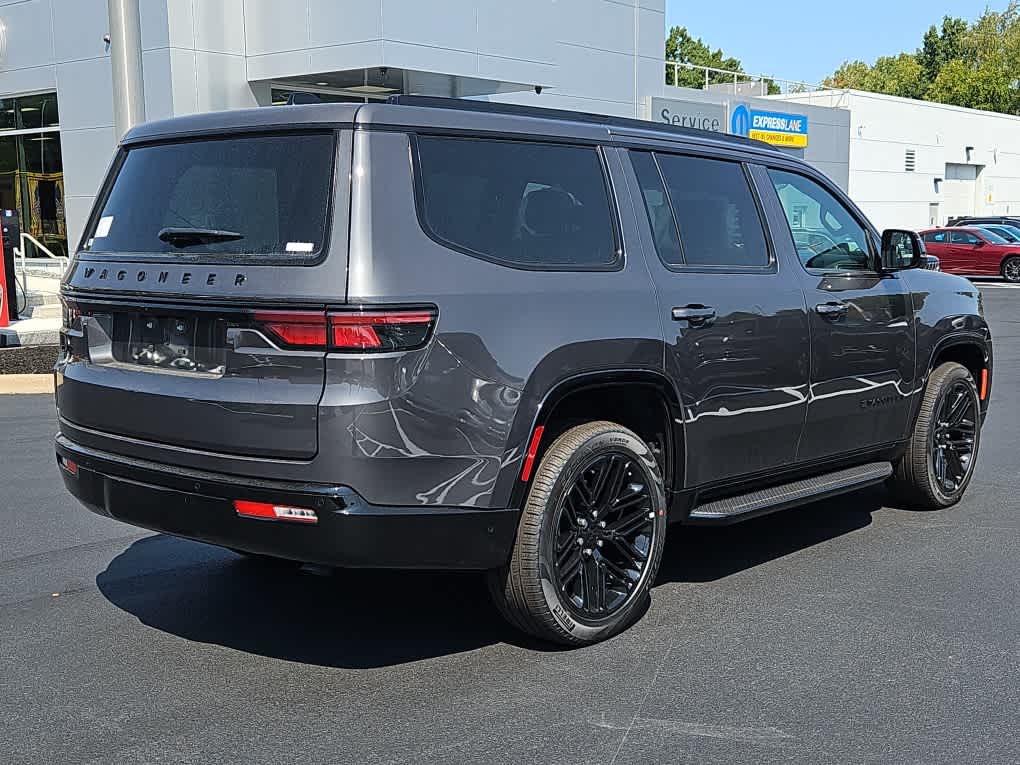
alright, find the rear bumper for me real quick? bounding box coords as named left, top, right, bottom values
left=56, top=436, right=519, bottom=570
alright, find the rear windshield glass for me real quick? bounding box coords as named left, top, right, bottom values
left=84, top=132, right=336, bottom=258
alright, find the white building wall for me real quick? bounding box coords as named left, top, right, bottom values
left=493, top=0, right=665, bottom=117
left=780, top=89, right=1020, bottom=231
left=0, top=0, right=120, bottom=251
left=241, top=0, right=558, bottom=98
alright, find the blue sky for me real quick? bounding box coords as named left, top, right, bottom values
left=666, top=1, right=997, bottom=85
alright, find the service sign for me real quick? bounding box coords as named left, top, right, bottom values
left=648, top=97, right=726, bottom=133
left=731, top=104, right=809, bottom=148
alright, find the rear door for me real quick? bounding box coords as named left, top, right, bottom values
left=759, top=166, right=916, bottom=461
left=57, top=129, right=350, bottom=460
left=623, top=149, right=810, bottom=488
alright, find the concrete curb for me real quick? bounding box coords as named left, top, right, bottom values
left=0, top=375, right=55, bottom=395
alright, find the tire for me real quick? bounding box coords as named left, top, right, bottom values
left=488, top=421, right=668, bottom=645
left=1002, top=255, right=1020, bottom=283
left=889, top=362, right=982, bottom=510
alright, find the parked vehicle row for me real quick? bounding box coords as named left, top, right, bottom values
left=921, top=226, right=1020, bottom=283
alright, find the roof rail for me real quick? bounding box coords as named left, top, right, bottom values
left=386, top=95, right=773, bottom=151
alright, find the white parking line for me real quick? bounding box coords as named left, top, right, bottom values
left=974, top=282, right=1020, bottom=289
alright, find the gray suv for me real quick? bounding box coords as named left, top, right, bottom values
left=55, top=97, right=992, bottom=645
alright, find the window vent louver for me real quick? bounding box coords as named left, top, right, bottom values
left=905, top=149, right=917, bottom=172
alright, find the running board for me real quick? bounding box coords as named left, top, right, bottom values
left=686, top=462, right=893, bottom=525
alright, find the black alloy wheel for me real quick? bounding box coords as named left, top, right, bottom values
left=552, top=452, right=656, bottom=620
left=889, top=361, right=982, bottom=510
left=930, top=380, right=978, bottom=493
left=488, top=421, right=668, bottom=645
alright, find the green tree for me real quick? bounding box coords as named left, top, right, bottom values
left=665, top=26, right=780, bottom=94
left=918, top=16, right=969, bottom=84
left=825, top=54, right=925, bottom=99
left=824, top=2, right=1020, bottom=115
left=924, top=2, right=1020, bottom=113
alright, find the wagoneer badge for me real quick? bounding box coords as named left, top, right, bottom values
left=80, top=266, right=247, bottom=287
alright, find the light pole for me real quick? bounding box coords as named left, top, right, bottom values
left=107, top=0, right=145, bottom=140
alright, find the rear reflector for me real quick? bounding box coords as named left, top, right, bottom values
left=233, top=500, right=318, bottom=524
left=980, top=368, right=989, bottom=401
left=59, top=456, right=78, bottom=476
left=520, top=426, right=545, bottom=482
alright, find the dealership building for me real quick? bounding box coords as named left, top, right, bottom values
left=0, top=0, right=1017, bottom=256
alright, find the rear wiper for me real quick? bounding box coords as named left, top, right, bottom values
left=158, top=227, right=244, bottom=248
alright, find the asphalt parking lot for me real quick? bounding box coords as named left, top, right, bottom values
left=2, top=285, right=1018, bottom=765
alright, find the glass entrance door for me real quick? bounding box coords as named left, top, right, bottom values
left=0, top=92, right=65, bottom=258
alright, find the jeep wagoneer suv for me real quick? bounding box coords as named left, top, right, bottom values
left=56, top=97, right=992, bottom=645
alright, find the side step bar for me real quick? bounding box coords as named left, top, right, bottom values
left=686, top=462, right=893, bottom=525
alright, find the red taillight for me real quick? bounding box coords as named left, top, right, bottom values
left=253, top=308, right=435, bottom=352
left=327, top=309, right=436, bottom=352
left=253, top=311, right=328, bottom=349
left=331, top=323, right=383, bottom=349
left=234, top=500, right=318, bottom=524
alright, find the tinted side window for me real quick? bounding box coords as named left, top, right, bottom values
left=951, top=231, right=979, bottom=245
left=629, top=151, right=683, bottom=266
left=767, top=169, right=873, bottom=273
left=924, top=232, right=947, bottom=243
left=416, top=136, right=617, bottom=269
left=655, top=154, right=769, bottom=267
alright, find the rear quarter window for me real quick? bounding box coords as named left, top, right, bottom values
left=84, top=132, right=336, bottom=260
left=414, top=136, right=619, bottom=270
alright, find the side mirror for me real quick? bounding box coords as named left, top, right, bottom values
left=975, top=239, right=986, bottom=247
left=881, top=229, right=925, bottom=271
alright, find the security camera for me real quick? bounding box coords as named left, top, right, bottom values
left=535, top=86, right=543, bottom=95
left=103, top=33, right=111, bottom=45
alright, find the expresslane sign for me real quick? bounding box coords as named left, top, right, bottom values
left=731, top=104, right=809, bottom=148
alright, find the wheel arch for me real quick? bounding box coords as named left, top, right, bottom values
left=498, top=370, right=686, bottom=512
left=930, top=337, right=988, bottom=386
left=911, top=333, right=992, bottom=437
left=1001, top=252, right=1020, bottom=276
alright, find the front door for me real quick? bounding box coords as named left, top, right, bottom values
left=949, top=229, right=983, bottom=275
left=762, top=167, right=916, bottom=462
left=623, top=149, right=810, bottom=488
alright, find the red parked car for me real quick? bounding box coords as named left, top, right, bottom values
left=921, top=226, right=1020, bottom=282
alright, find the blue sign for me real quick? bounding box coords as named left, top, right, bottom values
left=731, top=104, right=751, bottom=137
left=731, top=104, right=809, bottom=148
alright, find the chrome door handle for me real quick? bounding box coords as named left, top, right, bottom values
left=672, top=306, right=716, bottom=325
left=815, top=301, right=849, bottom=319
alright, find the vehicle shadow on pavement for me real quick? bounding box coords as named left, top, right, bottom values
left=96, top=536, right=523, bottom=668
left=656, top=487, right=884, bottom=584
left=96, top=488, right=885, bottom=668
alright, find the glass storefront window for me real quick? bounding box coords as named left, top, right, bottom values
left=0, top=92, right=66, bottom=257
left=0, top=100, right=17, bottom=132
left=17, top=93, right=60, bottom=130
left=0, top=94, right=59, bottom=131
